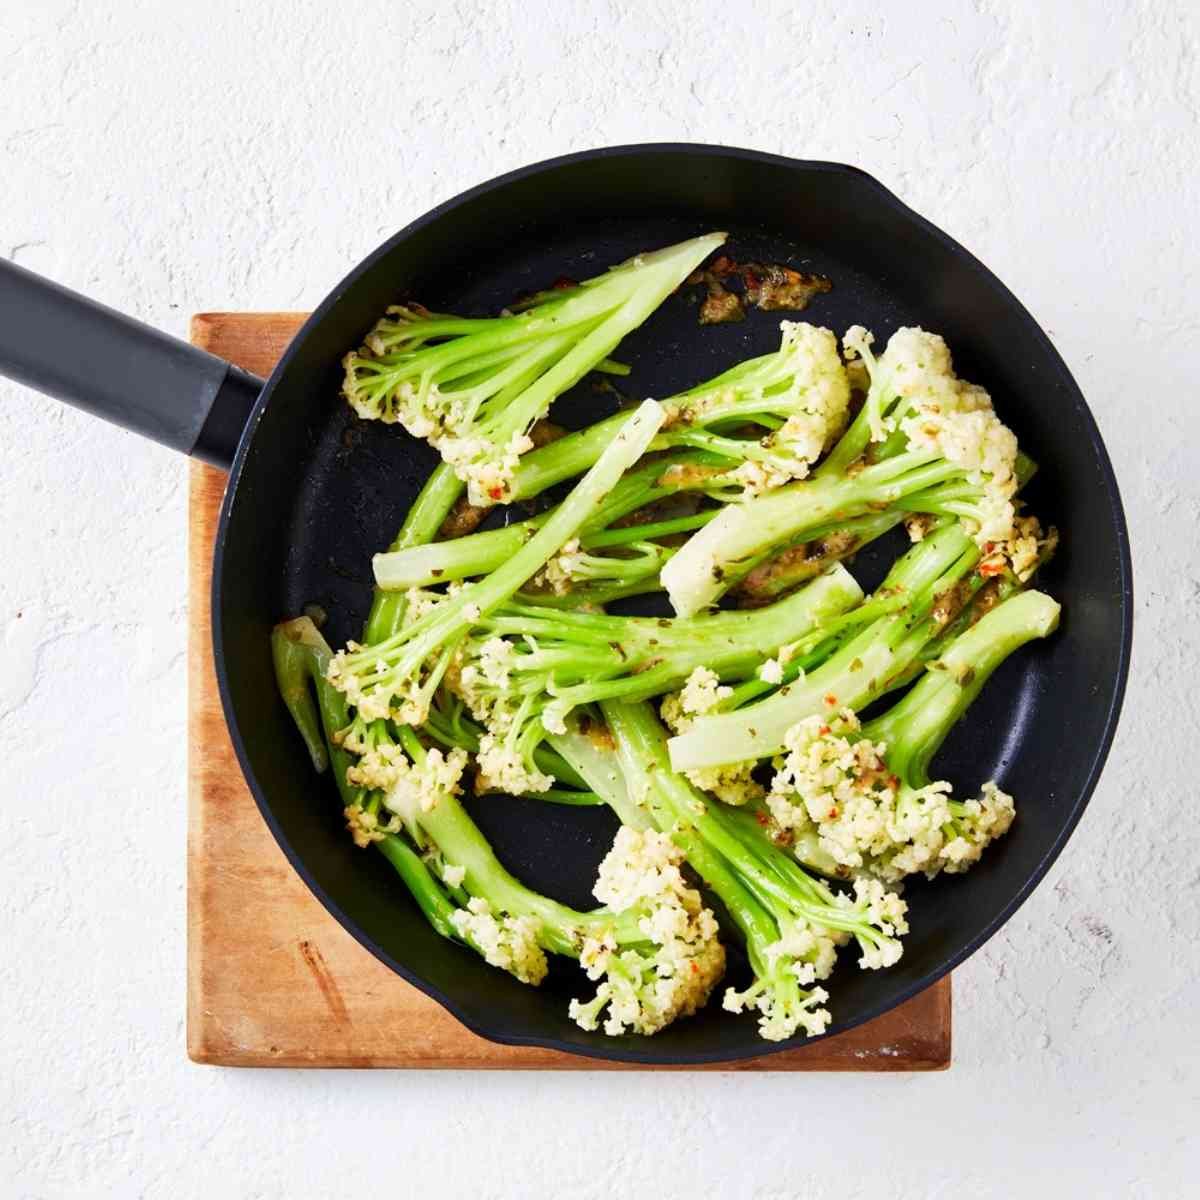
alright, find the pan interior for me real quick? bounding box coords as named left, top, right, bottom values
left=216, top=153, right=1128, bottom=1062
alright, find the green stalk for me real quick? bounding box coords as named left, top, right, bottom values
left=863, top=590, right=1061, bottom=783
left=552, top=714, right=836, bottom=1041
left=364, top=461, right=463, bottom=644
left=505, top=325, right=847, bottom=504
left=661, top=450, right=959, bottom=617
left=667, top=524, right=980, bottom=769
left=371, top=453, right=710, bottom=591
left=601, top=700, right=902, bottom=958
left=332, top=400, right=667, bottom=719
left=270, top=618, right=463, bottom=939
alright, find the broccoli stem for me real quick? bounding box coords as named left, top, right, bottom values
left=661, top=449, right=961, bottom=617
left=551, top=714, right=836, bottom=1040
left=505, top=326, right=846, bottom=504
left=600, top=700, right=902, bottom=957
left=371, top=453, right=712, bottom=592
left=333, top=400, right=667, bottom=717
left=863, top=589, right=1061, bottom=786
left=271, top=622, right=330, bottom=773
left=462, top=565, right=863, bottom=738
left=376, top=835, right=465, bottom=940
left=364, top=461, right=463, bottom=644
left=394, top=728, right=594, bottom=956
left=273, top=617, right=627, bottom=959
left=348, top=234, right=724, bottom=506
left=271, top=618, right=465, bottom=938
left=667, top=523, right=980, bottom=770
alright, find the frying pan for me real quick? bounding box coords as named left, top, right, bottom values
left=0, top=145, right=1132, bottom=1064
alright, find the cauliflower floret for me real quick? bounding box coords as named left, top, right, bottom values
left=730, top=460, right=794, bottom=497
left=722, top=915, right=840, bottom=1041
left=477, top=637, right=517, bottom=689
left=940, top=781, right=1016, bottom=872
left=843, top=877, right=909, bottom=970
left=376, top=745, right=469, bottom=823
left=678, top=666, right=732, bottom=716
left=770, top=710, right=976, bottom=885
left=704, top=323, right=850, bottom=497
left=440, top=429, right=535, bottom=506
left=450, top=897, right=548, bottom=985
left=661, top=687, right=764, bottom=807
left=978, top=515, right=1059, bottom=583
left=770, top=321, right=851, bottom=455
left=476, top=730, right=554, bottom=796
left=768, top=710, right=901, bottom=870
left=534, top=538, right=584, bottom=595
left=342, top=804, right=401, bottom=848
left=846, top=325, right=1022, bottom=550
left=758, top=656, right=786, bottom=685
left=591, top=826, right=691, bottom=911
left=440, top=862, right=466, bottom=889
left=569, top=827, right=725, bottom=1037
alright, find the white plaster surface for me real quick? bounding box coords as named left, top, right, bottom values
left=1, top=1, right=1197, bottom=1195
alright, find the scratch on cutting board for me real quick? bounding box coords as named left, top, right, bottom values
left=298, top=940, right=349, bottom=1024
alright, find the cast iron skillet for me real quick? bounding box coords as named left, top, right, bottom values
left=0, top=145, right=1131, bottom=1064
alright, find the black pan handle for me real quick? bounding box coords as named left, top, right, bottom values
left=0, top=259, right=263, bottom=470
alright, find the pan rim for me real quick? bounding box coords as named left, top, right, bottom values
left=212, top=143, right=1133, bottom=1065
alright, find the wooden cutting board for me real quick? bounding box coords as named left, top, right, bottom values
left=186, top=312, right=951, bottom=1069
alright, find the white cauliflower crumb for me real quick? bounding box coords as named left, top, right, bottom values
left=342, top=804, right=400, bottom=848
left=535, top=538, right=584, bottom=595
left=661, top=690, right=764, bottom=807
left=569, top=826, right=725, bottom=1037
left=769, top=709, right=1015, bottom=884
left=939, top=781, right=1016, bottom=872
left=441, top=862, right=466, bottom=889
left=678, top=666, right=732, bottom=716
left=758, top=657, right=785, bottom=685
left=441, top=429, right=535, bottom=507
left=477, top=637, right=517, bottom=688
left=847, top=325, right=1023, bottom=551
left=373, top=746, right=469, bottom=824
left=476, top=731, right=554, bottom=796
left=450, top=898, right=548, bottom=985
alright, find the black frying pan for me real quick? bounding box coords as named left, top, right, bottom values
left=0, top=145, right=1131, bottom=1064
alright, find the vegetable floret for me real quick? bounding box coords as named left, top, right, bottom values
left=450, top=898, right=549, bottom=986
left=661, top=325, right=1030, bottom=618
left=343, top=234, right=724, bottom=505
left=762, top=589, right=1058, bottom=882
left=722, top=915, right=840, bottom=1040
left=570, top=826, right=725, bottom=1036
left=661, top=671, right=764, bottom=807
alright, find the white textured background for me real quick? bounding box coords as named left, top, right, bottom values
left=2, top=1, right=1197, bottom=1196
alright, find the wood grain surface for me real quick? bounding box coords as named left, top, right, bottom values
left=187, top=312, right=951, bottom=1070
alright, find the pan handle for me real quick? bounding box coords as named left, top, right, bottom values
left=0, top=260, right=263, bottom=470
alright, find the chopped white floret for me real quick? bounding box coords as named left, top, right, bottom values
left=569, top=827, right=725, bottom=1037
left=476, top=731, right=554, bottom=796
left=342, top=804, right=401, bottom=848
left=477, top=637, right=517, bottom=689
left=373, top=746, right=469, bottom=824
left=441, top=862, right=466, bottom=889
left=940, top=781, right=1016, bottom=872
left=758, top=656, right=785, bottom=684
left=678, top=666, right=732, bottom=716
left=661, top=689, right=763, bottom=807
left=534, top=538, right=584, bottom=595
left=450, top=897, right=548, bottom=985
left=769, top=709, right=1015, bottom=884
left=440, top=429, right=535, bottom=506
